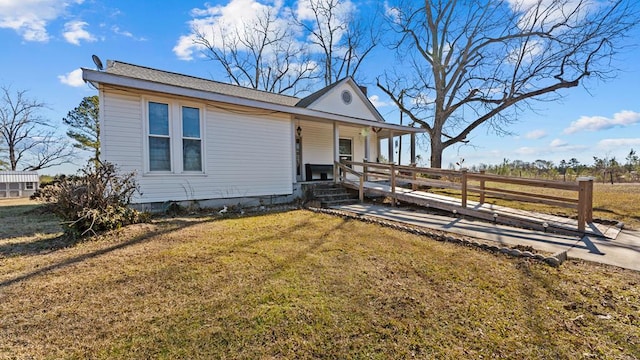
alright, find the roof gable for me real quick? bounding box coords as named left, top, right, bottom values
left=296, top=78, right=384, bottom=122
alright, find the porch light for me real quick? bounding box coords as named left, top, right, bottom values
left=296, top=126, right=302, bottom=137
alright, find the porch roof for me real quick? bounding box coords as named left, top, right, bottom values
left=82, top=61, right=424, bottom=137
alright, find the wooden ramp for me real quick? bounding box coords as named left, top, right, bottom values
left=345, top=181, right=621, bottom=239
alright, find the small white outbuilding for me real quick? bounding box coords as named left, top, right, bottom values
left=0, top=171, right=39, bottom=198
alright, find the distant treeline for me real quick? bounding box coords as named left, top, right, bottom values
left=457, top=149, right=640, bottom=183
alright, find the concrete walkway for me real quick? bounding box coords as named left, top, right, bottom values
left=333, top=203, right=640, bottom=271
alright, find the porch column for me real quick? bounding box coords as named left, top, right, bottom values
left=410, top=132, right=416, bottom=165
left=364, top=135, right=370, bottom=161
left=291, top=119, right=297, bottom=183
left=333, top=122, right=339, bottom=163
left=333, top=122, right=340, bottom=182
left=387, top=131, right=395, bottom=164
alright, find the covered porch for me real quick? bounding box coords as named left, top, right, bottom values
left=292, top=116, right=424, bottom=183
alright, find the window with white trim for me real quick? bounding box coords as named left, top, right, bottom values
left=339, top=138, right=353, bottom=162
left=25, top=182, right=35, bottom=190
left=146, top=100, right=204, bottom=174
left=148, top=102, right=171, bottom=171
left=182, top=106, right=202, bottom=171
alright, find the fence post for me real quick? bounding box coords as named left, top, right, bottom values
left=479, top=170, right=486, bottom=204
left=461, top=169, right=468, bottom=208
left=390, top=163, right=396, bottom=207
left=359, top=174, right=364, bottom=202
left=363, top=159, right=368, bottom=182
left=411, top=165, right=418, bottom=191
left=577, top=177, right=594, bottom=233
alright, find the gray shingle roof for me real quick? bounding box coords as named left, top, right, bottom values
left=295, top=79, right=344, bottom=108
left=106, top=61, right=301, bottom=107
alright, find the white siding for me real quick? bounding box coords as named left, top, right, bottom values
left=101, top=87, right=292, bottom=203
left=307, top=82, right=377, bottom=121
left=299, top=121, right=333, bottom=165
left=101, top=89, right=144, bottom=170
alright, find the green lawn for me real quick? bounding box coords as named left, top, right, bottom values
left=1, top=205, right=638, bottom=359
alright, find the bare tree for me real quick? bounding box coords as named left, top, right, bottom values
left=295, top=0, right=380, bottom=86
left=378, top=0, right=638, bottom=168
left=193, top=6, right=318, bottom=95
left=0, top=86, right=75, bottom=171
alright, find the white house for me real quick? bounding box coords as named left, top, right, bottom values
left=82, top=60, right=423, bottom=208
left=0, top=171, right=39, bottom=198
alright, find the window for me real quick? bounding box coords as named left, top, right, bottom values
left=341, top=90, right=352, bottom=105
left=25, top=182, right=35, bottom=190
left=148, top=102, right=171, bottom=171
left=339, top=138, right=353, bottom=163
left=182, top=106, right=202, bottom=171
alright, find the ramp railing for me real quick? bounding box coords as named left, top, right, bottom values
left=335, top=160, right=594, bottom=232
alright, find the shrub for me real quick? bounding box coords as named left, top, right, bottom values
left=32, top=162, right=147, bottom=237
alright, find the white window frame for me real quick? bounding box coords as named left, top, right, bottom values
left=339, top=137, right=353, bottom=163
left=180, top=104, right=204, bottom=173
left=145, top=99, right=172, bottom=173
left=143, top=97, right=206, bottom=175
left=25, top=182, right=35, bottom=190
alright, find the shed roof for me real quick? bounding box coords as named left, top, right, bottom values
left=0, top=171, right=39, bottom=183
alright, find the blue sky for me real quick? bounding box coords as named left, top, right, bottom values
left=1, top=0, right=639, bottom=174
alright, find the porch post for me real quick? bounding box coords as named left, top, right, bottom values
left=291, top=118, right=297, bottom=183
left=333, top=122, right=339, bottom=163
left=388, top=131, right=395, bottom=164
left=333, top=122, right=339, bottom=182
left=410, top=132, right=416, bottom=165
left=364, top=135, right=370, bottom=161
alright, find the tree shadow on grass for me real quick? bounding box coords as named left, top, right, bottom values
left=0, top=234, right=82, bottom=258
left=0, top=218, right=212, bottom=289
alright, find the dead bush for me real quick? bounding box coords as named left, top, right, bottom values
left=32, top=162, right=147, bottom=237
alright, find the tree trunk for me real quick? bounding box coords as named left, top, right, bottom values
left=430, top=137, right=444, bottom=169
left=9, top=147, right=16, bottom=171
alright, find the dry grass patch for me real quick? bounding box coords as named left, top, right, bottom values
left=0, top=210, right=639, bottom=359
left=0, top=198, right=63, bottom=258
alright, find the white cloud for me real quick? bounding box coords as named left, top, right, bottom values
left=174, top=0, right=290, bottom=61
left=515, top=147, right=537, bottom=156
left=524, top=129, right=547, bottom=140
left=507, top=0, right=593, bottom=31
left=383, top=1, right=401, bottom=24
left=58, top=68, right=84, bottom=87
left=63, top=20, right=95, bottom=45
left=0, top=0, right=83, bottom=42
left=111, top=25, right=146, bottom=41
left=549, top=138, right=567, bottom=148
left=564, top=110, right=640, bottom=134
left=597, top=138, right=640, bottom=150
left=369, top=95, right=389, bottom=108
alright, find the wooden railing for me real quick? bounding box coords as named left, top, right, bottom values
left=334, top=160, right=594, bottom=232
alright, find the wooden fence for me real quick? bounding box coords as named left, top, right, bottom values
left=335, top=161, right=594, bottom=232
